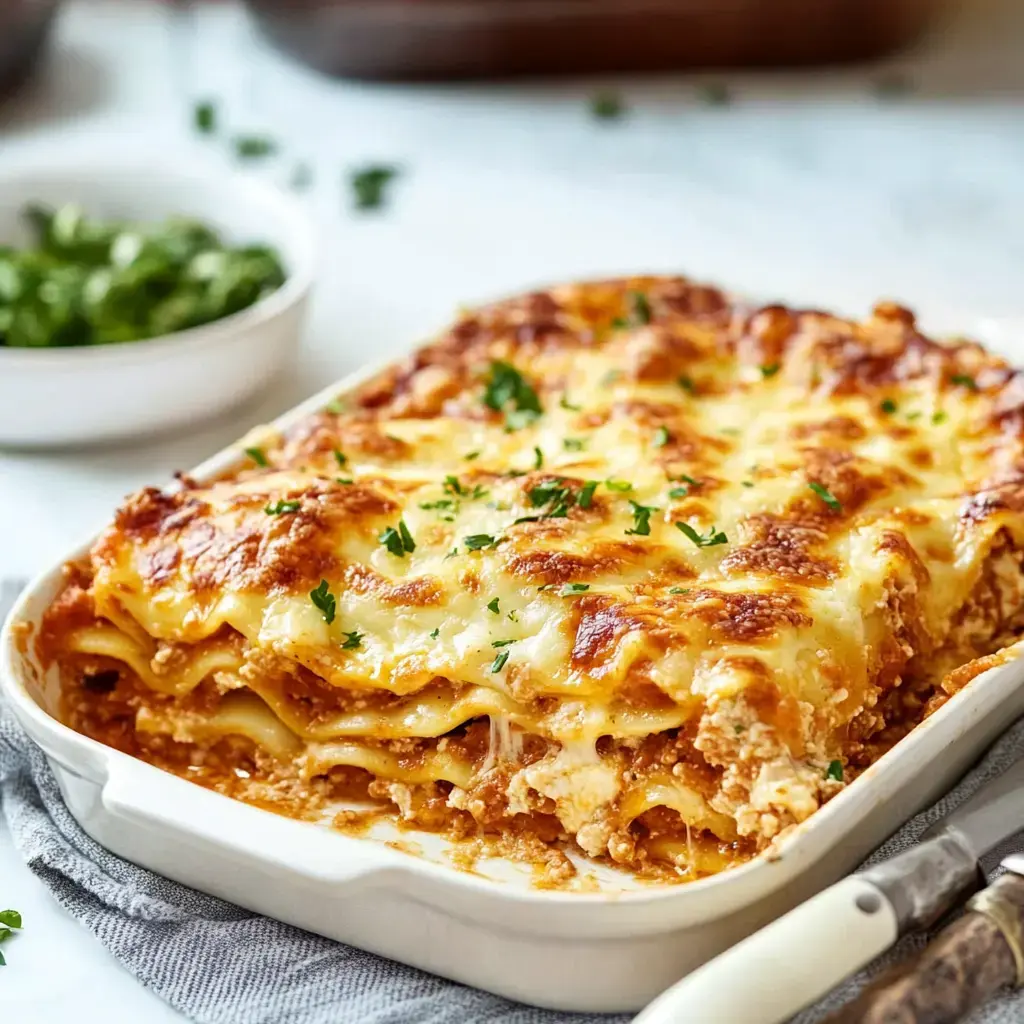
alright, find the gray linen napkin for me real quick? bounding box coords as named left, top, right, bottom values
left=2, top=571, right=1024, bottom=1023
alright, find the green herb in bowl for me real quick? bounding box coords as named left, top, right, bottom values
left=0, top=203, right=286, bottom=348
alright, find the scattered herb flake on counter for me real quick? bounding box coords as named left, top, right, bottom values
left=0, top=203, right=286, bottom=348
left=826, top=760, right=844, bottom=781
left=340, top=630, right=364, bottom=650
left=808, top=482, right=842, bottom=511
left=194, top=99, right=217, bottom=134
left=233, top=134, right=277, bottom=160
left=590, top=91, right=625, bottom=121
left=245, top=447, right=269, bottom=467
left=350, top=165, right=400, bottom=211
left=289, top=162, right=313, bottom=192
left=264, top=500, right=300, bottom=515
left=698, top=82, right=732, bottom=106
left=675, top=521, right=728, bottom=547
left=310, top=580, right=336, bottom=624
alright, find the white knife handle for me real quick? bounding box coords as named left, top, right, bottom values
left=634, top=877, right=899, bottom=1024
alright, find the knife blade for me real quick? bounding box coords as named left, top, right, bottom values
left=633, top=756, right=1024, bottom=1024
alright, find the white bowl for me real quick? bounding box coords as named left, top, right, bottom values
left=0, top=162, right=315, bottom=447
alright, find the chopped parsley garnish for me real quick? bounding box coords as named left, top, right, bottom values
left=464, top=533, right=499, bottom=551
left=381, top=521, right=416, bottom=557
left=880, top=398, right=898, bottom=415
left=483, top=360, right=543, bottom=430
left=309, top=579, right=336, bottom=624
left=600, top=369, right=624, bottom=387
left=244, top=446, right=268, bottom=467
left=668, top=586, right=690, bottom=595
left=429, top=627, right=440, bottom=639
left=625, top=290, right=652, bottom=326
left=490, top=650, right=510, bottom=673
left=560, top=394, right=581, bottom=411
left=233, top=134, right=277, bottom=160
left=759, top=363, right=780, bottom=378
left=0, top=909, right=22, bottom=966
left=605, top=479, right=633, bottom=492
left=578, top=480, right=598, bottom=509
left=559, top=583, right=590, bottom=596
left=398, top=519, right=416, bottom=553
left=443, top=474, right=464, bottom=496
left=590, top=91, right=625, bottom=120
left=464, top=450, right=480, bottom=461
left=194, top=100, right=216, bottom=134
left=653, top=426, right=671, bottom=448
left=677, top=375, right=696, bottom=394
left=333, top=449, right=348, bottom=467
left=698, top=82, right=732, bottom=105
left=825, top=760, right=843, bottom=781
left=336, top=477, right=353, bottom=485
left=676, top=473, right=700, bottom=487
left=563, top=437, right=586, bottom=452
left=907, top=411, right=922, bottom=421
left=508, top=610, right=519, bottom=623
left=325, top=399, right=346, bottom=414
left=340, top=630, right=364, bottom=650
left=741, top=480, right=754, bottom=488
left=491, top=638, right=516, bottom=648
left=533, top=446, right=544, bottom=469
left=675, top=521, right=728, bottom=547
left=264, top=500, right=300, bottom=515
left=668, top=487, right=690, bottom=499
left=932, top=411, right=948, bottom=425
left=626, top=500, right=657, bottom=536
left=950, top=373, right=978, bottom=390
left=808, top=482, right=842, bottom=511
left=351, top=164, right=400, bottom=210
left=487, top=597, right=500, bottom=614
left=523, top=481, right=575, bottom=520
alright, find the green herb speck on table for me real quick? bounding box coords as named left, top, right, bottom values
left=233, top=134, right=278, bottom=160
left=193, top=99, right=217, bottom=134
left=590, top=91, right=626, bottom=121
left=350, top=165, right=400, bottom=211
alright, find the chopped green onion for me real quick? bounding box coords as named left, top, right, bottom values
left=264, top=500, right=300, bottom=515
left=808, top=482, right=842, bottom=511
left=605, top=479, right=633, bottom=492
left=490, top=650, right=510, bottom=673
left=626, top=500, right=657, bottom=537
left=825, top=760, right=843, bottom=781
left=578, top=480, right=598, bottom=509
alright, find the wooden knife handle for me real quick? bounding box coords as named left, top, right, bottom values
left=824, top=873, right=1024, bottom=1024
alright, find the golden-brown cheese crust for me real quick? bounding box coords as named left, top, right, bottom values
left=39, top=274, right=1024, bottom=883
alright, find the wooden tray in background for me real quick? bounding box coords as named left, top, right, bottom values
left=244, top=0, right=945, bottom=80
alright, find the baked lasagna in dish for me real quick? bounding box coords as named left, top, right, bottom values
left=37, top=276, right=1024, bottom=884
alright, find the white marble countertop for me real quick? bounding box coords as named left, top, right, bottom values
left=4, top=0, right=1024, bottom=1019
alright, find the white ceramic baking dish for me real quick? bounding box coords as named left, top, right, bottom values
left=3, top=365, right=1024, bottom=1015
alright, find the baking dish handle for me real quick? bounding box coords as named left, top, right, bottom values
left=102, top=760, right=392, bottom=887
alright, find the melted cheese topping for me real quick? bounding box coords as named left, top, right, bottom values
left=41, top=276, right=1024, bottom=882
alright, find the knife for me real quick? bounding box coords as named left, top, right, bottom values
left=634, top=755, right=1024, bottom=1024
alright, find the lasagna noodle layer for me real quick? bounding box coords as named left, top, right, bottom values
left=39, top=274, right=1024, bottom=882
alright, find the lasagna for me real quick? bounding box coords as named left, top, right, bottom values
left=37, top=276, right=1024, bottom=883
